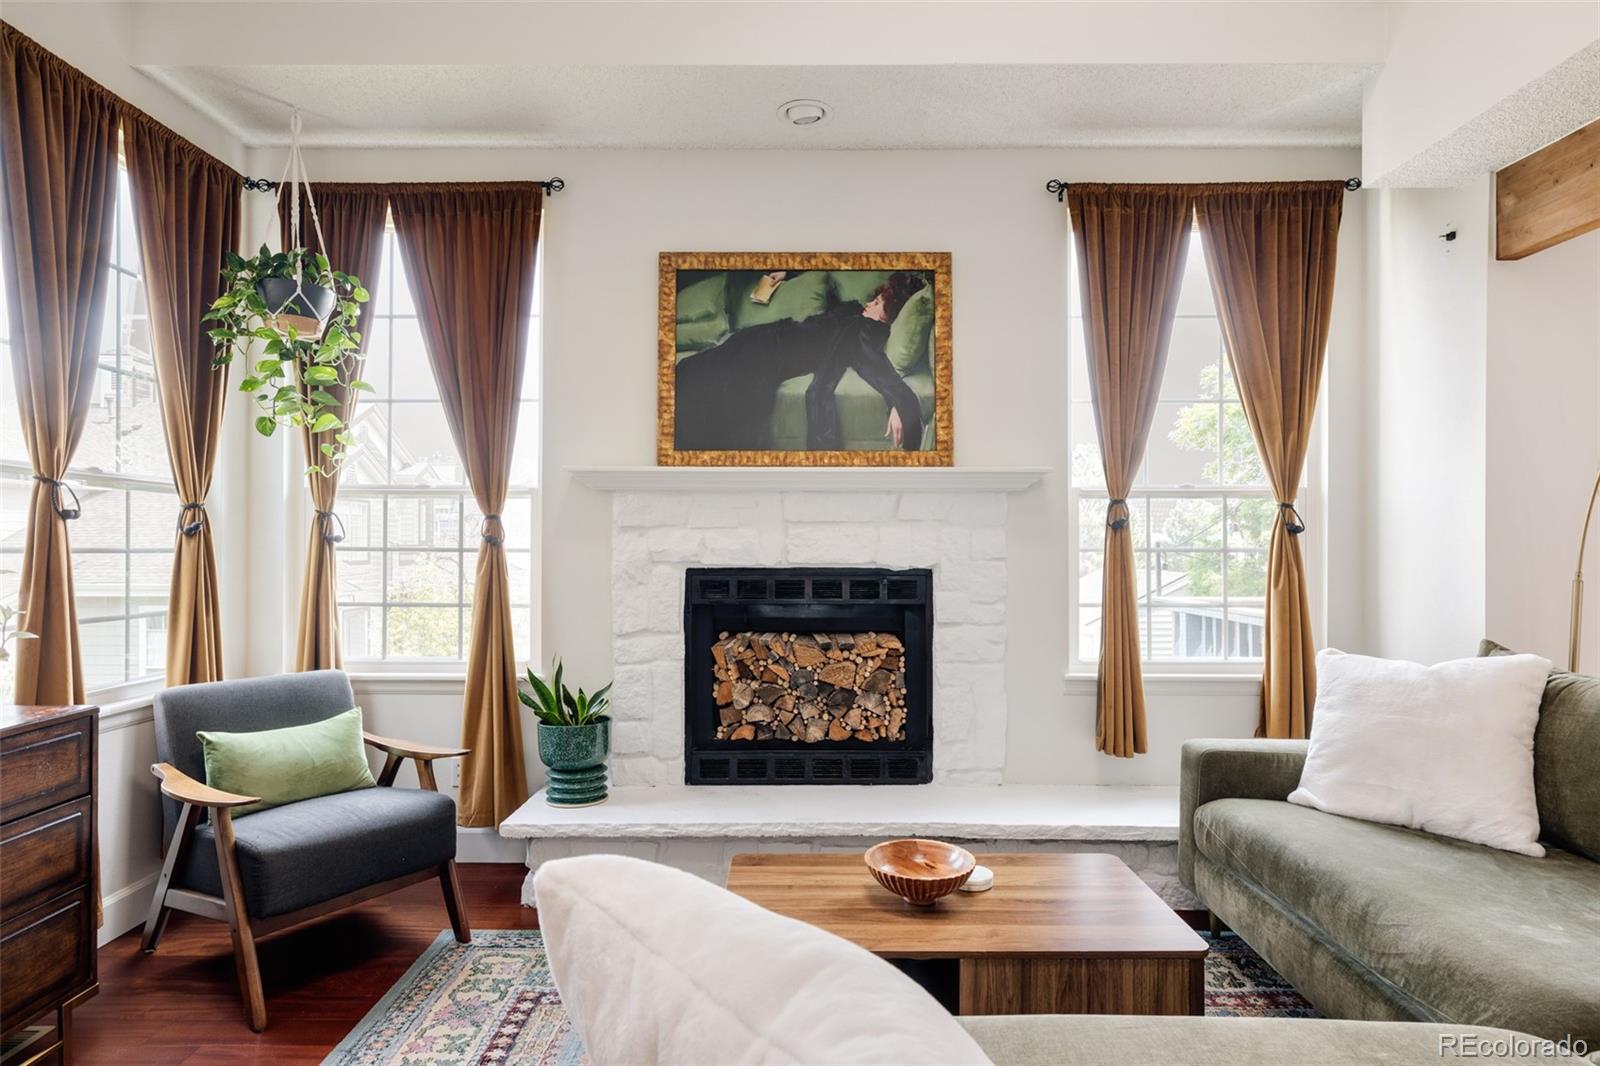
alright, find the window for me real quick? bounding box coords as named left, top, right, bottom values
left=1069, top=235, right=1300, bottom=670
left=1, top=167, right=175, bottom=695
left=334, top=222, right=539, bottom=666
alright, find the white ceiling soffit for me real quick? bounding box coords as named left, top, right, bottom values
left=142, top=63, right=1374, bottom=150
left=1373, top=41, right=1600, bottom=188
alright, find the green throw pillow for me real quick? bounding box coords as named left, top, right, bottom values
left=198, top=707, right=376, bottom=817
left=729, top=270, right=831, bottom=330
left=886, top=285, right=935, bottom=374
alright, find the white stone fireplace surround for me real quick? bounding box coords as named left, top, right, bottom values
left=599, top=466, right=1046, bottom=787
left=502, top=467, right=1196, bottom=912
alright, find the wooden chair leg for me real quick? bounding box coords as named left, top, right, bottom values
left=212, top=808, right=268, bottom=1032
left=439, top=860, right=471, bottom=943
left=143, top=803, right=201, bottom=954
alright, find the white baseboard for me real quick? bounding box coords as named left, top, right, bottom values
left=457, top=827, right=524, bottom=863
left=99, top=872, right=159, bottom=947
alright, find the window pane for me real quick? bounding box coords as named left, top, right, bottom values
left=505, top=550, right=532, bottom=603
left=115, top=171, right=141, bottom=274
left=1152, top=497, right=1223, bottom=550
left=387, top=606, right=458, bottom=658
left=1068, top=320, right=1091, bottom=401
left=117, top=365, right=168, bottom=478
left=1077, top=497, right=1107, bottom=550
left=70, top=487, right=127, bottom=549
left=511, top=604, right=533, bottom=662
left=359, top=319, right=392, bottom=396
left=388, top=551, right=459, bottom=604
left=131, top=612, right=168, bottom=678
left=1174, top=241, right=1214, bottom=316
left=340, top=405, right=391, bottom=487
left=1147, top=401, right=1218, bottom=486
left=386, top=496, right=460, bottom=549
left=130, top=553, right=174, bottom=615
left=1069, top=402, right=1103, bottom=489
left=75, top=367, right=120, bottom=473
left=1226, top=551, right=1269, bottom=599
left=1228, top=605, right=1267, bottom=658
left=510, top=401, right=538, bottom=487
left=1220, top=403, right=1265, bottom=485
left=1077, top=550, right=1103, bottom=605
left=1154, top=551, right=1223, bottom=600
left=79, top=619, right=126, bottom=690
left=389, top=318, right=438, bottom=400
left=340, top=605, right=381, bottom=659
left=1227, top=497, right=1277, bottom=550
left=339, top=496, right=382, bottom=548
left=73, top=554, right=126, bottom=620
left=1164, top=318, right=1223, bottom=401
left=1154, top=604, right=1225, bottom=660
left=0, top=482, right=26, bottom=548
left=390, top=406, right=463, bottom=486
left=336, top=550, right=383, bottom=602
left=388, top=239, right=417, bottom=316
left=130, top=490, right=177, bottom=549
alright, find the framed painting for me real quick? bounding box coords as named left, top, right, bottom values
left=658, top=251, right=952, bottom=466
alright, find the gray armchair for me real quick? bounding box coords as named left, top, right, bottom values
left=143, top=670, right=469, bottom=1031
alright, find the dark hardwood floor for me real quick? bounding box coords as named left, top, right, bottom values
left=75, top=863, right=534, bottom=1065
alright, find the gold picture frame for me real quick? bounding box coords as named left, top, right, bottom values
left=658, top=251, right=953, bottom=466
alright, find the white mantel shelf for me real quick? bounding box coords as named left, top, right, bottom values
left=500, top=784, right=1179, bottom=842
left=566, top=466, right=1049, bottom=493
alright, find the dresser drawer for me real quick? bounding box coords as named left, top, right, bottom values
left=0, top=884, right=94, bottom=1032
left=0, top=797, right=92, bottom=921
left=0, top=716, right=93, bottom=822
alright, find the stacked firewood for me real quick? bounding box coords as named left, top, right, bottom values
left=711, top=631, right=908, bottom=743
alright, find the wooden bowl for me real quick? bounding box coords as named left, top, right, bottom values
left=864, top=839, right=976, bottom=905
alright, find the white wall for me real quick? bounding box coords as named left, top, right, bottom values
left=1486, top=229, right=1600, bottom=669
left=1364, top=181, right=1490, bottom=663
left=261, top=144, right=1368, bottom=791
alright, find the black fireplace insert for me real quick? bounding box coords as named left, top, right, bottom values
left=683, top=567, right=932, bottom=785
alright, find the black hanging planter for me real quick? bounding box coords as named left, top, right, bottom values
left=257, top=276, right=336, bottom=338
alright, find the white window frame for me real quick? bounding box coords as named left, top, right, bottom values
left=329, top=222, right=541, bottom=674
left=1065, top=230, right=1325, bottom=680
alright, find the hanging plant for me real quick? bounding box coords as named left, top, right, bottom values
left=205, top=245, right=371, bottom=475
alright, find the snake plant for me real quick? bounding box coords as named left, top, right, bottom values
left=519, top=659, right=613, bottom=726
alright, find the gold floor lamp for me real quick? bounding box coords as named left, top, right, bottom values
left=1574, top=469, right=1600, bottom=673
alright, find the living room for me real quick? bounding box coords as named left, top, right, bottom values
left=0, top=2, right=1596, bottom=1063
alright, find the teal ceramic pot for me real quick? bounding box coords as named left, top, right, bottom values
left=537, top=719, right=610, bottom=807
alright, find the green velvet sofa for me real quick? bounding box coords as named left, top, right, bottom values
left=673, top=268, right=938, bottom=450
left=1180, top=645, right=1600, bottom=1047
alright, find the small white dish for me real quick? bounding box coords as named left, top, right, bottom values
left=958, top=864, right=994, bottom=893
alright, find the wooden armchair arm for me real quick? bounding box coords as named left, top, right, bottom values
left=362, top=731, right=469, bottom=761
left=150, top=762, right=260, bottom=809
left=363, top=732, right=470, bottom=791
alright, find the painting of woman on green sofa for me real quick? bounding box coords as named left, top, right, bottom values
left=658, top=253, right=952, bottom=466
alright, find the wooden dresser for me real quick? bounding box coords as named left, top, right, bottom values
left=0, top=705, right=99, bottom=1065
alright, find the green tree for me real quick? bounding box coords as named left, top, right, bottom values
left=386, top=564, right=460, bottom=658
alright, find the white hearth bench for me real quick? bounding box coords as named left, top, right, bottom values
left=500, top=784, right=1194, bottom=910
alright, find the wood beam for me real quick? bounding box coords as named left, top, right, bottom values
left=1496, top=117, right=1600, bottom=261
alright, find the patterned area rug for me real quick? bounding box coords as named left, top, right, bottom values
left=327, top=928, right=1317, bottom=1064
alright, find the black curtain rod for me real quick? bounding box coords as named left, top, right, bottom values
left=242, top=177, right=566, bottom=194
left=1044, top=177, right=1362, bottom=202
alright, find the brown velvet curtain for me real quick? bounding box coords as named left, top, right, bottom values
left=1068, top=184, right=1196, bottom=758
left=121, top=109, right=240, bottom=686
left=1194, top=181, right=1344, bottom=739
left=389, top=183, right=540, bottom=826
left=279, top=185, right=390, bottom=671
left=0, top=23, right=121, bottom=705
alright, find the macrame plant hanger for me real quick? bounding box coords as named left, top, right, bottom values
left=266, top=109, right=332, bottom=337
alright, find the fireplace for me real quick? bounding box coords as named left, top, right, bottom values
left=683, top=567, right=933, bottom=785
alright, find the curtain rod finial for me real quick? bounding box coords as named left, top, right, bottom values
left=1046, top=179, right=1067, bottom=203
left=1345, top=177, right=1363, bottom=191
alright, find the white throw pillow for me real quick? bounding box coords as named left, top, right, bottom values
left=1288, top=648, right=1551, bottom=856
left=534, top=854, right=992, bottom=1066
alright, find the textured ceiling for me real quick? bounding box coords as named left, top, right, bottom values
left=146, top=62, right=1374, bottom=149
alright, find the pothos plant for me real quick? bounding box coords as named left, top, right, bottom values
left=205, top=245, right=371, bottom=476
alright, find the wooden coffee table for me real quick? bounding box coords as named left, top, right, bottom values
left=726, top=851, right=1206, bottom=1016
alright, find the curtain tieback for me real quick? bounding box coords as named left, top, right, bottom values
left=481, top=513, right=503, bottom=547
left=177, top=502, right=207, bottom=537
left=33, top=475, right=81, bottom=520
left=1105, top=497, right=1130, bottom=531
left=313, top=509, right=346, bottom=545
left=1279, top=502, right=1306, bottom=535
